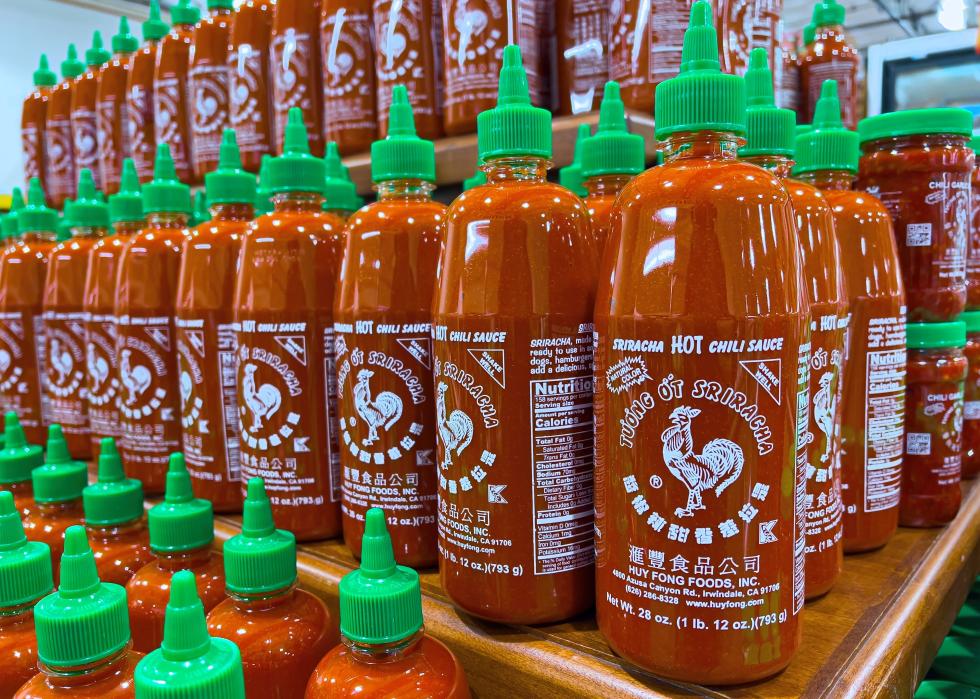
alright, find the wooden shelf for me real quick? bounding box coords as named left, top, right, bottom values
left=212, top=479, right=980, bottom=697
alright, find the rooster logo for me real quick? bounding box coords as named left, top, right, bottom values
left=48, top=337, right=74, bottom=385
left=86, top=343, right=109, bottom=391
left=453, top=1, right=488, bottom=69
left=353, top=369, right=403, bottom=445
left=436, top=382, right=474, bottom=471
left=812, top=371, right=837, bottom=463
left=241, top=363, right=282, bottom=431
left=661, top=406, right=745, bottom=518
left=120, top=349, right=151, bottom=405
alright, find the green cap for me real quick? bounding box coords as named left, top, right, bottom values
left=17, top=178, right=57, bottom=234
left=85, top=31, right=111, bottom=67
left=32, top=425, right=88, bottom=504
left=34, top=526, right=130, bottom=667
left=914, top=681, right=980, bottom=699
left=206, top=129, right=256, bottom=205
left=223, top=478, right=296, bottom=595
left=858, top=108, right=974, bottom=145
left=190, top=191, right=210, bottom=226
left=323, top=143, right=360, bottom=212
left=477, top=45, right=552, bottom=161
left=0, top=490, right=53, bottom=607
left=907, top=321, right=966, bottom=349
left=2, top=188, right=25, bottom=240
left=56, top=201, right=73, bottom=243
left=255, top=154, right=273, bottom=215
left=143, top=0, right=170, bottom=41
left=148, top=453, right=214, bottom=553
left=109, top=159, right=144, bottom=224
left=266, top=108, right=325, bottom=194
left=33, top=55, right=57, bottom=87
left=208, top=0, right=235, bottom=9
left=339, top=508, right=423, bottom=645
left=71, top=169, right=110, bottom=229
left=83, top=438, right=144, bottom=527
left=794, top=80, right=859, bottom=174
left=812, top=0, right=846, bottom=27
left=740, top=48, right=796, bottom=158
left=655, top=2, right=746, bottom=139
left=462, top=168, right=486, bottom=191
left=171, top=0, right=202, bottom=26
left=61, top=44, right=84, bottom=80
left=143, top=143, right=192, bottom=215
left=112, top=16, right=139, bottom=54
left=371, top=86, right=436, bottom=183
left=961, top=310, right=980, bottom=334
left=559, top=124, right=589, bottom=197
left=803, top=24, right=816, bottom=45
left=0, top=413, right=43, bottom=485
left=134, top=570, right=246, bottom=699
left=581, top=82, right=645, bottom=178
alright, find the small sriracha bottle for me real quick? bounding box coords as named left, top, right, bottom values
left=558, top=123, right=590, bottom=197
left=0, top=412, right=45, bottom=517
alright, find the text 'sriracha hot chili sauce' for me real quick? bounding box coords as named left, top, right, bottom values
left=127, top=0, right=170, bottom=183
left=0, top=180, right=58, bottom=446
left=555, top=0, right=608, bottom=115
left=795, top=80, right=907, bottom=553
left=968, top=137, right=980, bottom=308
left=320, top=0, right=378, bottom=155
left=229, top=1, right=275, bottom=173
left=900, top=322, right=966, bottom=527
left=42, top=169, right=108, bottom=459
left=580, top=82, right=645, bottom=251
left=717, top=0, right=780, bottom=78
left=70, top=33, right=111, bottom=194
left=857, top=109, right=975, bottom=323
left=558, top=123, right=590, bottom=198
left=271, top=0, right=326, bottom=157
left=233, top=109, right=345, bottom=542
left=595, top=4, right=807, bottom=682
left=190, top=0, right=234, bottom=180
left=176, top=130, right=254, bottom=514
left=375, top=0, right=442, bottom=139
left=740, top=49, right=847, bottom=600
left=46, top=46, right=85, bottom=209
left=334, top=87, right=443, bottom=567
left=114, top=144, right=191, bottom=495
left=433, top=45, right=598, bottom=624
left=156, top=0, right=202, bottom=186
left=22, top=56, right=57, bottom=197
left=799, top=0, right=859, bottom=130
left=0, top=412, right=45, bottom=518
left=97, top=18, right=139, bottom=197
left=963, top=310, right=980, bottom=479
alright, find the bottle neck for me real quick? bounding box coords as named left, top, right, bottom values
left=583, top=174, right=632, bottom=198
left=741, top=154, right=794, bottom=179
left=344, top=628, right=425, bottom=665
left=40, top=646, right=133, bottom=688
left=153, top=544, right=213, bottom=570
left=210, top=202, right=254, bottom=222
left=69, top=225, right=109, bottom=239
left=375, top=179, right=434, bottom=202
left=663, top=131, right=744, bottom=163
left=37, top=498, right=83, bottom=516
left=112, top=220, right=143, bottom=237
left=146, top=212, right=189, bottom=229
left=21, top=231, right=56, bottom=243
left=228, top=584, right=295, bottom=610
left=209, top=7, right=233, bottom=17
left=272, top=192, right=324, bottom=213
left=484, top=157, right=551, bottom=184
left=0, top=599, right=37, bottom=628
left=798, top=169, right=855, bottom=191
left=86, top=517, right=145, bottom=541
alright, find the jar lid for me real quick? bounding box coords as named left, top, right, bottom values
left=960, top=310, right=980, bottom=334
left=907, top=320, right=966, bottom=349
left=858, top=108, right=974, bottom=144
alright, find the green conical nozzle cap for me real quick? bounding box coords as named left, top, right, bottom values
left=109, top=158, right=144, bottom=225
left=0, top=490, right=53, bottom=607
left=0, top=412, right=43, bottom=485
left=143, top=0, right=170, bottom=41
left=477, top=45, right=552, bottom=161
left=655, top=1, right=746, bottom=139
left=61, top=44, right=84, bottom=79
left=112, top=16, right=139, bottom=54
left=371, top=86, right=436, bottom=183
left=190, top=191, right=210, bottom=226
left=740, top=48, right=796, bottom=158
left=17, top=178, right=57, bottom=234
left=323, top=143, right=360, bottom=212
left=339, top=508, right=423, bottom=645
left=32, top=425, right=88, bottom=504
left=255, top=154, right=273, bottom=215
left=85, top=31, right=111, bottom=67
left=171, top=0, right=202, bottom=26
left=463, top=168, right=486, bottom=191
left=33, top=54, right=57, bottom=87
left=83, top=438, right=144, bottom=527
left=223, top=478, right=296, bottom=595
left=2, top=188, right=25, bottom=239
left=71, top=169, right=110, bottom=229
left=559, top=123, right=589, bottom=197
left=581, top=82, right=646, bottom=178
left=56, top=201, right=73, bottom=242
left=134, top=570, right=246, bottom=698
left=794, top=79, right=858, bottom=175
left=803, top=23, right=816, bottom=46
left=34, top=526, right=130, bottom=667
left=143, top=143, right=191, bottom=215
left=148, top=453, right=214, bottom=552
left=206, top=129, right=256, bottom=205
left=813, top=0, right=846, bottom=27
left=266, top=108, right=326, bottom=194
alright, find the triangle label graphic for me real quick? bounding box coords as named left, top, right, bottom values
left=467, top=348, right=506, bottom=389
left=275, top=335, right=307, bottom=366
left=397, top=336, right=432, bottom=369
left=186, top=329, right=206, bottom=357
left=146, top=326, right=170, bottom=352
left=739, top=359, right=782, bottom=405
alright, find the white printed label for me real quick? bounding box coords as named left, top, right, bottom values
left=906, top=223, right=933, bottom=247
left=906, top=432, right=931, bottom=456
left=966, top=400, right=980, bottom=421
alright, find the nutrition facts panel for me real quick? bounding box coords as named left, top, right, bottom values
left=865, top=347, right=906, bottom=512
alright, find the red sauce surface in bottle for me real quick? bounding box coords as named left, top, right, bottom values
left=70, top=37, right=109, bottom=193
left=190, top=5, right=233, bottom=179
left=229, top=1, right=275, bottom=172
left=97, top=20, right=138, bottom=195
left=555, top=0, right=608, bottom=115
left=22, top=57, right=55, bottom=197
left=15, top=649, right=142, bottom=699
left=0, top=604, right=41, bottom=696
left=584, top=174, right=629, bottom=250
left=22, top=500, right=84, bottom=585
left=968, top=145, right=980, bottom=307
left=46, top=49, right=84, bottom=209
left=964, top=315, right=980, bottom=479
left=126, top=6, right=169, bottom=184
left=799, top=23, right=859, bottom=128
left=320, top=0, right=378, bottom=154
left=155, top=11, right=199, bottom=185
left=88, top=520, right=153, bottom=587
left=271, top=0, right=326, bottom=157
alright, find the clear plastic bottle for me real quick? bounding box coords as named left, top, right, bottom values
left=97, top=18, right=139, bottom=195
left=126, top=0, right=170, bottom=183
left=271, top=0, right=326, bottom=156
left=22, top=56, right=57, bottom=197
left=228, top=0, right=275, bottom=172
left=154, top=0, right=201, bottom=185
left=190, top=0, right=234, bottom=179
left=70, top=33, right=111, bottom=192
left=45, top=46, right=85, bottom=208
left=799, top=0, right=860, bottom=129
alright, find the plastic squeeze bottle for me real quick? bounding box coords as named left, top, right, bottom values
left=799, top=0, right=860, bottom=130
left=84, top=438, right=152, bottom=586
left=594, top=3, right=807, bottom=683
left=208, top=478, right=337, bottom=694
left=559, top=123, right=590, bottom=198
left=228, top=0, right=275, bottom=173
left=176, top=130, right=253, bottom=513
left=0, top=490, right=53, bottom=696
left=71, top=33, right=111, bottom=192
left=190, top=0, right=234, bottom=179
left=333, top=86, right=443, bottom=567
left=126, top=453, right=226, bottom=654
left=233, top=109, right=346, bottom=542
left=46, top=45, right=85, bottom=208
left=775, top=33, right=801, bottom=113
left=22, top=55, right=57, bottom=196
left=84, top=159, right=145, bottom=456
left=126, top=0, right=170, bottom=183
left=15, top=526, right=142, bottom=698
left=42, top=169, right=108, bottom=458
left=555, top=0, right=609, bottom=115
left=320, top=0, right=378, bottom=155
left=155, top=0, right=202, bottom=185
left=795, top=80, right=906, bottom=553
left=717, top=0, right=780, bottom=77
left=740, top=49, right=847, bottom=599
left=97, top=17, right=139, bottom=195
left=271, top=0, right=326, bottom=157
left=580, top=81, right=645, bottom=250
left=0, top=180, right=58, bottom=445
left=432, top=45, right=599, bottom=624
left=969, top=136, right=980, bottom=308
left=306, top=508, right=470, bottom=698
left=0, top=413, right=44, bottom=517
left=114, top=144, right=190, bottom=495
left=322, top=145, right=362, bottom=220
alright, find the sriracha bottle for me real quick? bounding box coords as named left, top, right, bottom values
left=0, top=413, right=44, bottom=518
left=799, top=0, right=860, bottom=130
left=22, top=55, right=57, bottom=196
left=271, top=0, right=326, bottom=157
left=433, top=45, right=599, bottom=624
left=558, top=123, right=590, bottom=198
left=97, top=17, right=139, bottom=195
left=189, top=0, right=234, bottom=180
left=155, top=0, right=201, bottom=185
left=228, top=0, right=275, bottom=173
left=126, top=0, right=170, bottom=183
left=555, top=0, right=609, bottom=115
left=45, top=46, right=84, bottom=209
left=322, top=147, right=361, bottom=221
left=334, top=86, right=444, bottom=567
left=71, top=33, right=111, bottom=192
left=594, top=3, right=807, bottom=682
